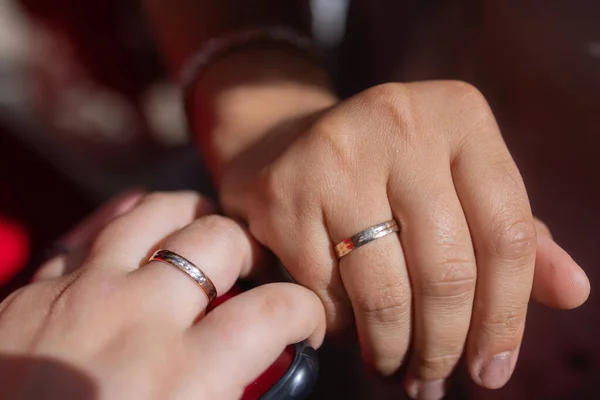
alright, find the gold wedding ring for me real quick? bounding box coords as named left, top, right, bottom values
left=149, top=249, right=217, bottom=303
left=335, top=220, right=400, bottom=259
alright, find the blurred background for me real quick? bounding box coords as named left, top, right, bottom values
left=0, top=0, right=210, bottom=294
left=0, top=0, right=598, bottom=398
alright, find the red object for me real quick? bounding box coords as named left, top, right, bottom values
left=0, top=123, right=90, bottom=300
left=0, top=216, right=30, bottom=285
left=207, top=285, right=295, bottom=400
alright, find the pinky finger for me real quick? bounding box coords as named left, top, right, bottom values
left=530, top=219, right=590, bottom=309
left=186, top=283, right=326, bottom=399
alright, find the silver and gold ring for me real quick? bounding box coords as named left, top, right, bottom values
left=335, top=220, right=400, bottom=259
left=149, top=249, right=217, bottom=303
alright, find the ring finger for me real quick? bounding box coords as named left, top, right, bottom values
left=128, top=215, right=264, bottom=324
left=326, top=184, right=412, bottom=376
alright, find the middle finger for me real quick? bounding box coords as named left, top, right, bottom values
left=326, top=183, right=412, bottom=376
left=388, top=163, right=477, bottom=399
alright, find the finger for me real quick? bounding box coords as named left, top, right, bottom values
left=33, top=189, right=145, bottom=281
left=325, top=183, right=412, bottom=376
left=87, top=191, right=213, bottom=270
left=186, top=283, right=326, bottom=399
left=254, top=208, right=353, bottom=335
left=128, top=215, right=264, bottom=324
left=61, top=188, right=146, bottom=250
left=530, top=219, right=590, bottom=309
left=533, top=218, right=552, bottom=239
left=452, top=126, right=536, bottom=390
left=387, top=167, right=477, bottom=399
left=33, top=249, right=88, bottom=282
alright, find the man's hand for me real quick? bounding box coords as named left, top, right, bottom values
left=219, top=81, right=590, bottom=397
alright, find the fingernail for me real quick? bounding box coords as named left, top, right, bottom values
left=478, top=352, right=513, bottom=389
left=406, top=379, right=446, bottom=400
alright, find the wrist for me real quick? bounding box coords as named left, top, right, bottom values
left=189, top=47, right=337, bottom=180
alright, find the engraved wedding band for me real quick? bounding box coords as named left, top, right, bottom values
left=149, top=249, right=217, bottom=303
left=335, top=220, right=400, bottom=259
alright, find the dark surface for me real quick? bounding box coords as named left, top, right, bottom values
left=0, top=121, right=92, bottom=298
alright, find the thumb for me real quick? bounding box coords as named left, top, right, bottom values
left=530, top=218, right=590, bottom=309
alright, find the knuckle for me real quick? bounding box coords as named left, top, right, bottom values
left=446, top=80, right=495, bottom=125
left=256, top=163, right=290, bottom=209
left=491, top=218, right=537, bottom=262
left=362, top=300, right=409, bottom=326
left=445, top=80, right=482, bottom=98
left=447, top=80, right=487, bottom=107
left=140, top=191, right=171, bottom=205
left=359, top=83, right=419, bottom=144
left=309, top=113, right=358, bottom=172
left=142, top=190, right=199, bottom=207
left=355, top=283, right=411, bottom=326
left=480, top=309, right=525, bottom=339
left=420, top=257, right=477, bottom=301
left=362, top=82, right=409, bottom=106
left=197, top=215, right=244, bottom=249
left=254, top=156, right=317, bottom=224
left=310, top=110, right=345, bottom=138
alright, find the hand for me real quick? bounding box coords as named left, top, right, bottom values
left=220, top=81, right=590, bottom=397
left=0, top=192, right=325, bottom=400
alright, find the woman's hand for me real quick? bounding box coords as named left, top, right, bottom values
left=0, top=192, right=326, bottom=400
left=219, top=81, right=590, bottom=397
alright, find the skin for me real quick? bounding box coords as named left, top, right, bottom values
left=216, top=79, right=590, bottom=396
left=0, top=192, right=326, bottom=400
left=141, top=2, right=591, bottom=398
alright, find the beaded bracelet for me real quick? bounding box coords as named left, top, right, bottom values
left=180, top=26, right=323, bottom=134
